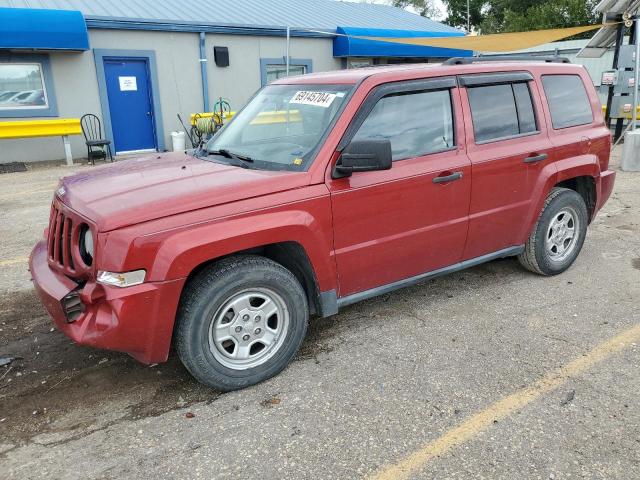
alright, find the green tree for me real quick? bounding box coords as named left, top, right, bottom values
left=441, top=0, right=599, bottom=33
left=441, top=0, right=486, bottom=31
left=481, top=0, right=599, bottom=33
left=392, top=0, right=440, bottom=19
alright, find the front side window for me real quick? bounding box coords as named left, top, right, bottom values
left=351, top=89, right=455, bottom=161
left=0, top=63, right=48, bottom=110
left=467, top=82, right=537, bottom=143
left=205, top=84, right=352, bottom=170
left=542, top=74, right=593, bottom=129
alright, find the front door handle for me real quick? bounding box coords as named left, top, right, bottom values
left=432, top=171, right=463, bottom=184
left=524, top=153, right=548, bottom=163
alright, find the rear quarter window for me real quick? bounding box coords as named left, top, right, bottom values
left=541, top=74, right=593, bottom=129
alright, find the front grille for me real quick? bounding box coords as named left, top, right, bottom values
left=48, top=204, right=76, bottom=274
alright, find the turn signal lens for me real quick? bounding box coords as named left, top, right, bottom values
left=97, top=270, right=146, bottom=288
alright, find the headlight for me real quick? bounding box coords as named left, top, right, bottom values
left=79, top=224, right=94, bottom=266
left=97, top=270, right=146, bottom=288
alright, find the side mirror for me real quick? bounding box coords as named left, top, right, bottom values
left=333, top=139, right=392, bottom=178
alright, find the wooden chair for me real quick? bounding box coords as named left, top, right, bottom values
left=80, top=114, right=113, bottom=164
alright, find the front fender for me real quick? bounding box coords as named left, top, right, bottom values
left=146, top=199, right=337, bottom=291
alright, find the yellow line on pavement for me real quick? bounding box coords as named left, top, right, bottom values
left=0, top=256, right=29, bottom=267
left=370, top=323, right=640, bottom=480
left=0, top=186, right=54, bottom=199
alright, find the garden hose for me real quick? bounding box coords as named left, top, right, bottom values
left=195, top=116, right=219, bottom=136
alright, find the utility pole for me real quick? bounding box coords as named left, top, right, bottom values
left=467, top=0, right=470, bottom=32
left=634, top=17, right=640, bottom=130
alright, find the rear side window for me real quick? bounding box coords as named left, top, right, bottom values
left=541, top=75, right=593, bottom=129
left=352, top=89, right=454, bottom=161
left=467, top=82, right=537, bottom=143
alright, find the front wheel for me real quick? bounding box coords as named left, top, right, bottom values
left=176, top=255, right=308, bottom=391
left=518, top=187, right=588, bottom=276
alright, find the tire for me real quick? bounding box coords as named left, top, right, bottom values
left=176, top=255, right=308, bottom=391
left=518, top=187, right=588, bottom=276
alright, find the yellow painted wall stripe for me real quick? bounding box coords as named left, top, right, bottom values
left=0, top=118, right=82, bottom=139
left=0, top=256, right=29, bottom=267
left=370, top=323, right=640, bottom=480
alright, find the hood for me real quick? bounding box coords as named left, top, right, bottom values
left=59, top=152, right=310, bottom=231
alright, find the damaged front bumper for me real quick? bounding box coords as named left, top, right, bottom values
left=29, top=240, right=185, bottom=364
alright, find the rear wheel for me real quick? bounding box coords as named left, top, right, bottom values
left=518, top=187, right=588, bottom=276
left=176, top=255, right=308, bottom=391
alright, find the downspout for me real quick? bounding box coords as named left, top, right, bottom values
left=199, top=32, right=210, bottom=112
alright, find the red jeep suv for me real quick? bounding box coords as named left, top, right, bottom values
left=30, top=59, right=615, bottom=390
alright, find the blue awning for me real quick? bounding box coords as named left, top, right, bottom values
left=334, top=27, right=472, bottom=58
left=0, top=7, right=89, bottom=51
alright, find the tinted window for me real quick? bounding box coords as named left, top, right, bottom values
left=352, top=89, right=454, bottom=161
left=513, top=83, right=537, bottom=133
left=467, top=82, right=537, bottom=143
left=542, top=75, right=593, bottom=129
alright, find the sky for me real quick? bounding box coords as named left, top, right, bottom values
left=341, top=0, right=447, bottom=21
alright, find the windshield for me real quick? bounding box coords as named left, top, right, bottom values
left=205, top=84, right=352, bottom=170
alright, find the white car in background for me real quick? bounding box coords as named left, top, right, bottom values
left=0, top=90, right=36, bottom=106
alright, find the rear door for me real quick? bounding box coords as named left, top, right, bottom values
left=459, top=72, right=552, bottom=260
left=328, top=77, right=472, bottom=297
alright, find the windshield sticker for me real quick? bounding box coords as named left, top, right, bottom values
left=290, top=91, right=337, bottom=108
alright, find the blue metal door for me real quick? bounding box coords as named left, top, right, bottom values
left=104, top=58, right=157, bottom=153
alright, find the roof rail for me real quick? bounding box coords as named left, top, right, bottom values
left=443, top=55, right=571, bottom=65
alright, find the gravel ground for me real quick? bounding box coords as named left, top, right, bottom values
left=0, top=150, right=639, bottom=479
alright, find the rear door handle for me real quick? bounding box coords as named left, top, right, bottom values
left=432, top=171, right=463, bottom=184
left=524, top=153, right=548, bottom=163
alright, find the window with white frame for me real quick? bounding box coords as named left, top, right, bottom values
left=0, top=63, right=49, bottom=110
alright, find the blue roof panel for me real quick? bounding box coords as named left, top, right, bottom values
left=0, top=0, right=462, bottom=33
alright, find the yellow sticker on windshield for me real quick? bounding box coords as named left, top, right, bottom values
left=293, top=158, right=303, bottom=166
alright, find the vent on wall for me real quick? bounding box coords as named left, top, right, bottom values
left=214, top=46, right=230, bottom=67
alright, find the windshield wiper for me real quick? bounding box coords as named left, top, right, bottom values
left=209, top=148, right=255, bottom=163
left=192, top=144, right=207, bottom=158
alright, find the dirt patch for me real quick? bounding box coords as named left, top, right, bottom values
left=0, top=289, right=50, bottom=345
left=296, top=316, right=339, bottom=362
left=0, top=349, right=216, bottom=447
left=0, top=288, right=217, bottom=447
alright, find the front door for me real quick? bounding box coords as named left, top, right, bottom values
left=329, top=79, right=471, bottom=297
left=103, top=58, right=157, bottom=154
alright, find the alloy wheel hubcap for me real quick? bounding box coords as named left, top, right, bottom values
left=545, top=208, right=579, bottom=261
left=208, top=288, right=289, bottom=370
